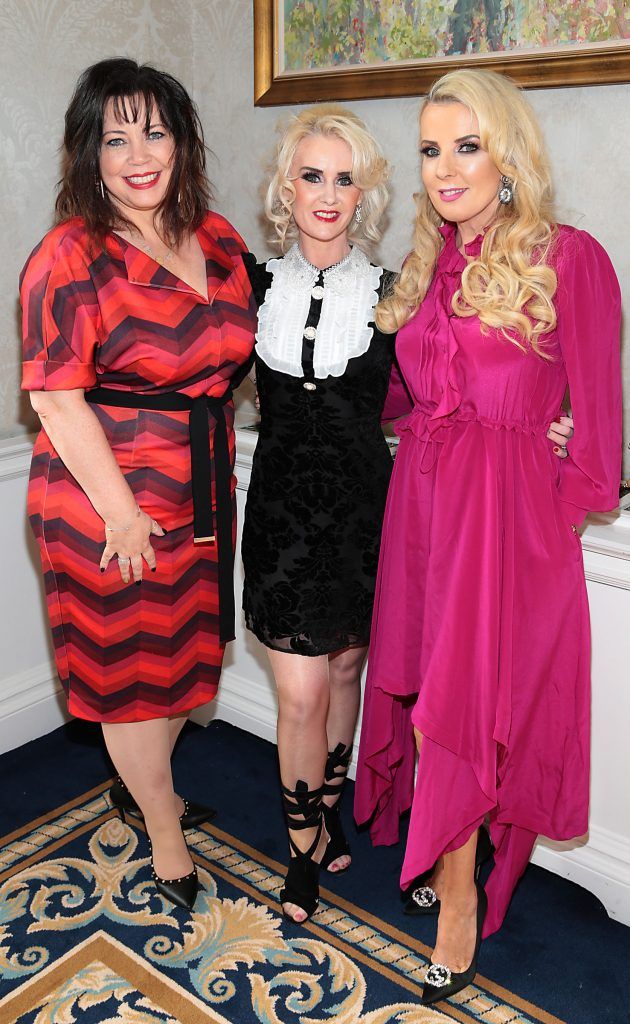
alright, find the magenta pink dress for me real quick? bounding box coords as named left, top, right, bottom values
left=354, top=223, right=622, bottom=936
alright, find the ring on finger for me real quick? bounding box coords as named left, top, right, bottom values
left=118, top=556, right=131, bottom=564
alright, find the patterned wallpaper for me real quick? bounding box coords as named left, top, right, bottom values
left=2, top=0, right=628, bottom=471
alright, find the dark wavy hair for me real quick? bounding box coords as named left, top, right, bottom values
left=55, top=57, right=211, bottom=245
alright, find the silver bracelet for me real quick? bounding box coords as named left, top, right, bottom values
left=105, top=505, right=141, bottom=533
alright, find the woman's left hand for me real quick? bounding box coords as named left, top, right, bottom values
left=547, top=415, right=574, bottom=459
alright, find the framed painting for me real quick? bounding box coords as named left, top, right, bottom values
left=254, top=0, right=630, bottom=106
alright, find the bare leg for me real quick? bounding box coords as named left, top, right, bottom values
left=326, top=645, right=365, bottom=749
left=168, top=712, right=188, bottom=754
left=102, top=719, right=193, bottom=881
left=431, top=829, right=478, bottom=972
left=324, top=645, right=366, bottom=871
left=268, top=648, right=331, bottom=922
left=411, top=731, right=488, bottom=954
left=412, top=726, right=446, bottom=896
left=167, top=712, right=189, bottom=817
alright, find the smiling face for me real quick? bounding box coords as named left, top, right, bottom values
left=289, top=133, right=362, bottom=267
left=420, top=101, right=502, bottom=245
left=99, top=96, right=175, bottom=225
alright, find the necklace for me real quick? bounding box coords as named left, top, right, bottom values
left=138, top=242, right=175, bottom=266
left=127, top=231, right=176, bottom=266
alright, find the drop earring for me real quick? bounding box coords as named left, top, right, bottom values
left=498, top=175, right=514, bottom=205
left=99, top=179, right=105, bottom=200
left=354, top=204, right=363, bottom=224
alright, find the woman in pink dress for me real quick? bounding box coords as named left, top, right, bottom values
left=355, top=69, right=621, bottom=1004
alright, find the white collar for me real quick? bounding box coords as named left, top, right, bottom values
left=255, top=244, right=383, bottom=379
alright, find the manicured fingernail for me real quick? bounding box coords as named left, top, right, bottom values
left=135, top=580, right=142, bottom=586
left=100, top=568, right=105, bottom=573
left=151, top=567, right=156, bottom=572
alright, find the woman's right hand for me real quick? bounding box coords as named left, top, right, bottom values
left=26, top=390, right=166, bottom=584
left=100, top=508, right=166, bottom=583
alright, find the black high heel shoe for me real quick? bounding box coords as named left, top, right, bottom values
left=280, top=780, right=326, bottom=922
left=320, top=742, right=352, bottom=873
left=421, top=880, right=487, bottom=1005
left=149, top=837, right=199, bottom=911
left=403, top=825, right=493, bottom=916
left=109, top=776, right=215, bottom=830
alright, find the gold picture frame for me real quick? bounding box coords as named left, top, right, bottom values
left=254, top=0, right=630, bottom=106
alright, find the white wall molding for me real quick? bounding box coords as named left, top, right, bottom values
left=234, top=427, right=257, bottom=491
left=580, top=511, right=630, bottom=590
left=0, top=661, right=68, bottom=752
left=0, top=435, right=33, bottom=482
left=191, top=665, right=278, bottom=743
left=533, top=826, right=630, bottom=925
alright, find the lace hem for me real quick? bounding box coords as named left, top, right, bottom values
left=244, top=613, right=369, bottom=657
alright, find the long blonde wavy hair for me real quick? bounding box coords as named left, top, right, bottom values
left=265, top=103, right=390, bottom=252
left=377, top=70, right=558, bottom=354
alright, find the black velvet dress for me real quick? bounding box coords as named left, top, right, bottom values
left=241, top=250, right=397, bottom=656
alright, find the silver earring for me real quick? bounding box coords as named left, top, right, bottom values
left=99, top=179, right=105, bottom=200
left=498, top=175, right=514, bottom=204
left=354, top=204, right=363, bottom=224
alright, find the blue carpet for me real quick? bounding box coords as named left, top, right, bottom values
left=0, top=719, right=628, bottom=1023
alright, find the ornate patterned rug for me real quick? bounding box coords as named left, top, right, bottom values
left=0, top=784, right=566, bottom=1024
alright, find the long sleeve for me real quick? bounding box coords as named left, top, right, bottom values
left=554, top=228, right=622, bottom=525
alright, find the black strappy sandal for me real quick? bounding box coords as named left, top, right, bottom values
left=280, top=780, right=326, bottom=922
left=320, top=742, right=352, bottom=873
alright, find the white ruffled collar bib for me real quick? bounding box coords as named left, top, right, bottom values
left=255, top=243, right=383, bottom=379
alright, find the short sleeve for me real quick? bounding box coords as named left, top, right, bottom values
left=554, top=228, right=622, bottom=524
left=242, top=252, right=272, bottom=307
left=20, top=226, right=101, bottom=391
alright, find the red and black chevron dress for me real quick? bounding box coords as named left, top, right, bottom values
left=20, top=212, right=256, bottom=723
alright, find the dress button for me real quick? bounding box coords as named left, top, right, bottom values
left=303, top=381, right=317, bottom=391
left=303, top=326, right=317, bottom=341
left=311, top=285, right=324, bottom=300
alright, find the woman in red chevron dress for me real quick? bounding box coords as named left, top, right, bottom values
left=20, top=59, right=256, bottom=910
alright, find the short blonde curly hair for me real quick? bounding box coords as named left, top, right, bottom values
left=265, top=103, right=390, bottom=252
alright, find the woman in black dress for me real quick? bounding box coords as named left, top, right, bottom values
left=241, top=105, right=406, bottom=922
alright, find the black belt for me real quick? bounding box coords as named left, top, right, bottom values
left=85, top=386, right=236, bottom=643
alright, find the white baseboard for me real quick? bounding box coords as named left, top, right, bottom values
left=0, top=662, right=69, bottom=753
left=533, top=826, right=630, bottom=925
left=191, top=665, right=279, bottom=745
